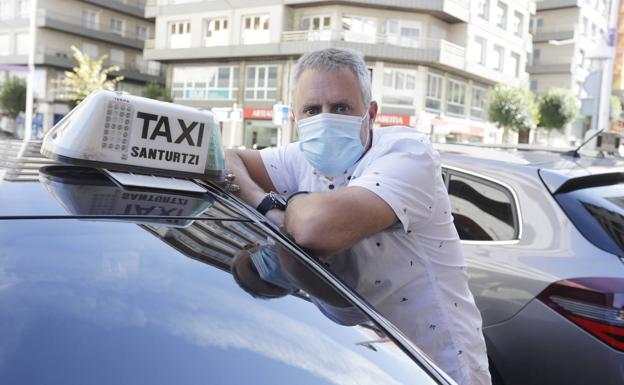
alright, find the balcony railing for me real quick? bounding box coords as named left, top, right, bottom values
left=37, top=9, right=154, bottom=42
left=282, top=30, right=465, bottom=57
left=38, top=48, right=164, bottom=78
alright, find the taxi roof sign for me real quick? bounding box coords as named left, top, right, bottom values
left=41, top=90, right=225, bottom=180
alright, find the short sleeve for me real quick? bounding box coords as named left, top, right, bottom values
left=349, top=145, right=439, bottom=233
left=259, top=143, right=300, bottom=197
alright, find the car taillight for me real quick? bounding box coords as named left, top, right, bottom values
left=537, top=277, right=624, bottom=352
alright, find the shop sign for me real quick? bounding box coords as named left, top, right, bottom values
left=244, top=108, right=273, bottom=120
left=375, top=114, right=410, bottom=126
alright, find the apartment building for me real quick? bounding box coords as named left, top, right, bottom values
left=529, top=0, right=612, bottom=144
left=614, top=0, right=624, bottom=89
left=0, top=0, right=164, bottom=136
left=144, top=0, right=534, bottom=148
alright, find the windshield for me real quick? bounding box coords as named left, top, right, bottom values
left=555, top=183, right=624, bottom=257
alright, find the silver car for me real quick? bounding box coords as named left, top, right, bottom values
left=435, top=143, right=624, bottom=385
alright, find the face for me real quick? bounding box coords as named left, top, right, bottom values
left=293, top=68, right=378, bottom=145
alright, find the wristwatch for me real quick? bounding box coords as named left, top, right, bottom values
left=256, top=192, right=286, bottom=215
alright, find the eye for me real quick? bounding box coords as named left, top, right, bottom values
left=334, top=104, right=351, bottom=114
left=303, top=107, right=320, bottom=116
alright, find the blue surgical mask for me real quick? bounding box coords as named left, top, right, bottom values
left=297, top=112, right=370, bottom=177
left=250, top=247, right=298, bottom=292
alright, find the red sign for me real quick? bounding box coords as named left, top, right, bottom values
left=244, top=108, right=273, bottom=120
left=375, top=114, right=410, bottom=126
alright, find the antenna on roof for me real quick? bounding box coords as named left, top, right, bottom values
left=563, top=129, right=605, bottom=158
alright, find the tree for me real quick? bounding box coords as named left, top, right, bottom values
left=142, top=81, right=172, bottom=102
left=537, top=88, right=579, bottom=137
left=55, top=46, right=124, bottom=108
left=0, top=77, right=26, bottom=119
left=486, top=84, right=539, bottom=144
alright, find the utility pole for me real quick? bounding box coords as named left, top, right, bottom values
left=24, top=0, right=37, bottom=142
left=597, top=0, right=621, bottom=133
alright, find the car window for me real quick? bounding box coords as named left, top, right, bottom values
left=555, top=183, right=624, bottom=256
left=447, top=172, right=518, bottom=241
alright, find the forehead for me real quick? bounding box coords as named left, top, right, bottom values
left=294, top=68, right=363, bottom=106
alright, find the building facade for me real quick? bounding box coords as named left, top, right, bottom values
left=0, top=0, right=164, bottom=136
left=144, top=0, right=534, bottom=148
left=529, top=0, right=612, bottom=145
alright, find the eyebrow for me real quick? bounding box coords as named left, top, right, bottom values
left=300, top=99, right=355, bottom=110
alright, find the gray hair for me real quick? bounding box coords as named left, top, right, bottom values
left=292, top=48, right=372, bottom=108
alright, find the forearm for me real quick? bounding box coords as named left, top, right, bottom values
left=224, top=149, right=266, bottom=207
left=224, top=149, right=284, bottom=227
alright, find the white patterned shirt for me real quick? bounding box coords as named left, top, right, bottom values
left=260, top=126, right=491, bottom=385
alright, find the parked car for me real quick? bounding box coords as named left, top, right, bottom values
left=0, top=139, right=455, bottom=385
left=435, top=143, right=624, bottom=385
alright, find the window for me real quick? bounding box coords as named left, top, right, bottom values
left=472, top=36, right=487, bottom=65
left=496, top=1, right=507, bottom=30
left=82, top=9, right=99, bottom=30
left=109, top=49, right=124, bottom=65
left=592, top=23, right=597, bottom=39
left=477, top=0, right=489, bottom=20
left=82, top=42, right=98, bottom=59
left=532, top=48, right=541, bottom=65
left=168, top=21, right=191, bottom=49
left=18, top=0, right=29, bottom=19
left=510, top=52, right=521, bottom=77
left=426, top=73, right=443, bottom=111
left=583, top=17, right=589, bottom=36
left=471, top=86, right=486, bottom=120
left=110, top=18, right=124, bottom=36
left=15, top=32, right=29, bottom=55
left=204, top=18, right=229, bottom=46
left=492, top=45, right=504, bottom=71
left=448, top=172, right=518, bottom=241
left=382, top=68, right=417, bottom=106
left=172, top=66, right=239, bottom=100
left=530, top=17, right=543, bottom=34
left=136, top=25, right=148, bottom=41
left=301, top=15, right=331, bottom=41
left=245, top=65, right=278, bottom=100
left=241, top=15, right=270, bottom=44
left=0, top=0, right=10, bottom=20
left=0, top=34, right=9, bottom=55
left=446, top=79, right=467, bottom=116
left=512, top=11, right=523, bottom=37
left=530, top=79, right=538, bottom=92
left=386, top=20, right=420, bottom=48
left=342, top=15, right=377, bottom=43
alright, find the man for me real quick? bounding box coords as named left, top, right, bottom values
left=225, top=48, right=491, bottom=385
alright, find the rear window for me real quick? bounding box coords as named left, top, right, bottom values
left=555, top=183, right=624, bottom=256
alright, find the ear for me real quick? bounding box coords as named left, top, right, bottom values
left=368, top=101, right=378, bottom=125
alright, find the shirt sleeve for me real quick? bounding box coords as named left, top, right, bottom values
left=259, top=143, right=300, bottom=198
left=348, top=144, right=440, bottom=233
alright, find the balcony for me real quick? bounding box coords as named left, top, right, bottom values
left=145, top=0, right=469, bottom=23
left=36, top=9, right=148, bottom=50
left=527, top=62, right=572, bottom=74
left=536, top=0, right=582, bottom=11
left=146, top=30, right=466, bottom=73
left=532, top=24, right=577, bottom=43
left=22, top=48, right=166, bottom=83
left=82, top=0, right=146, bottom=18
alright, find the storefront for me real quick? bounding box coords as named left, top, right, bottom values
left=243, top=108, right=278, bottom=149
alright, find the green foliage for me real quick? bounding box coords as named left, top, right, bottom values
left=0, top=77, right=26, bottom=119
left=55, top=46, right=124, bottom=108
left=538, top=88, right=579, bottom=130
left=142, top=81, right=172, bottom=102
left=486, top=84, right=539, bottom=132
left=610, top=95, right=622, bottom=122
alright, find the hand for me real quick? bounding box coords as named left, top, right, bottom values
left=265, top=208, right=285, bottom=227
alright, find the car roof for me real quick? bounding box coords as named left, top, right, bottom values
left=0, top=139, right=453, bottom=384
left=434, top=143, right=624, bottom=193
